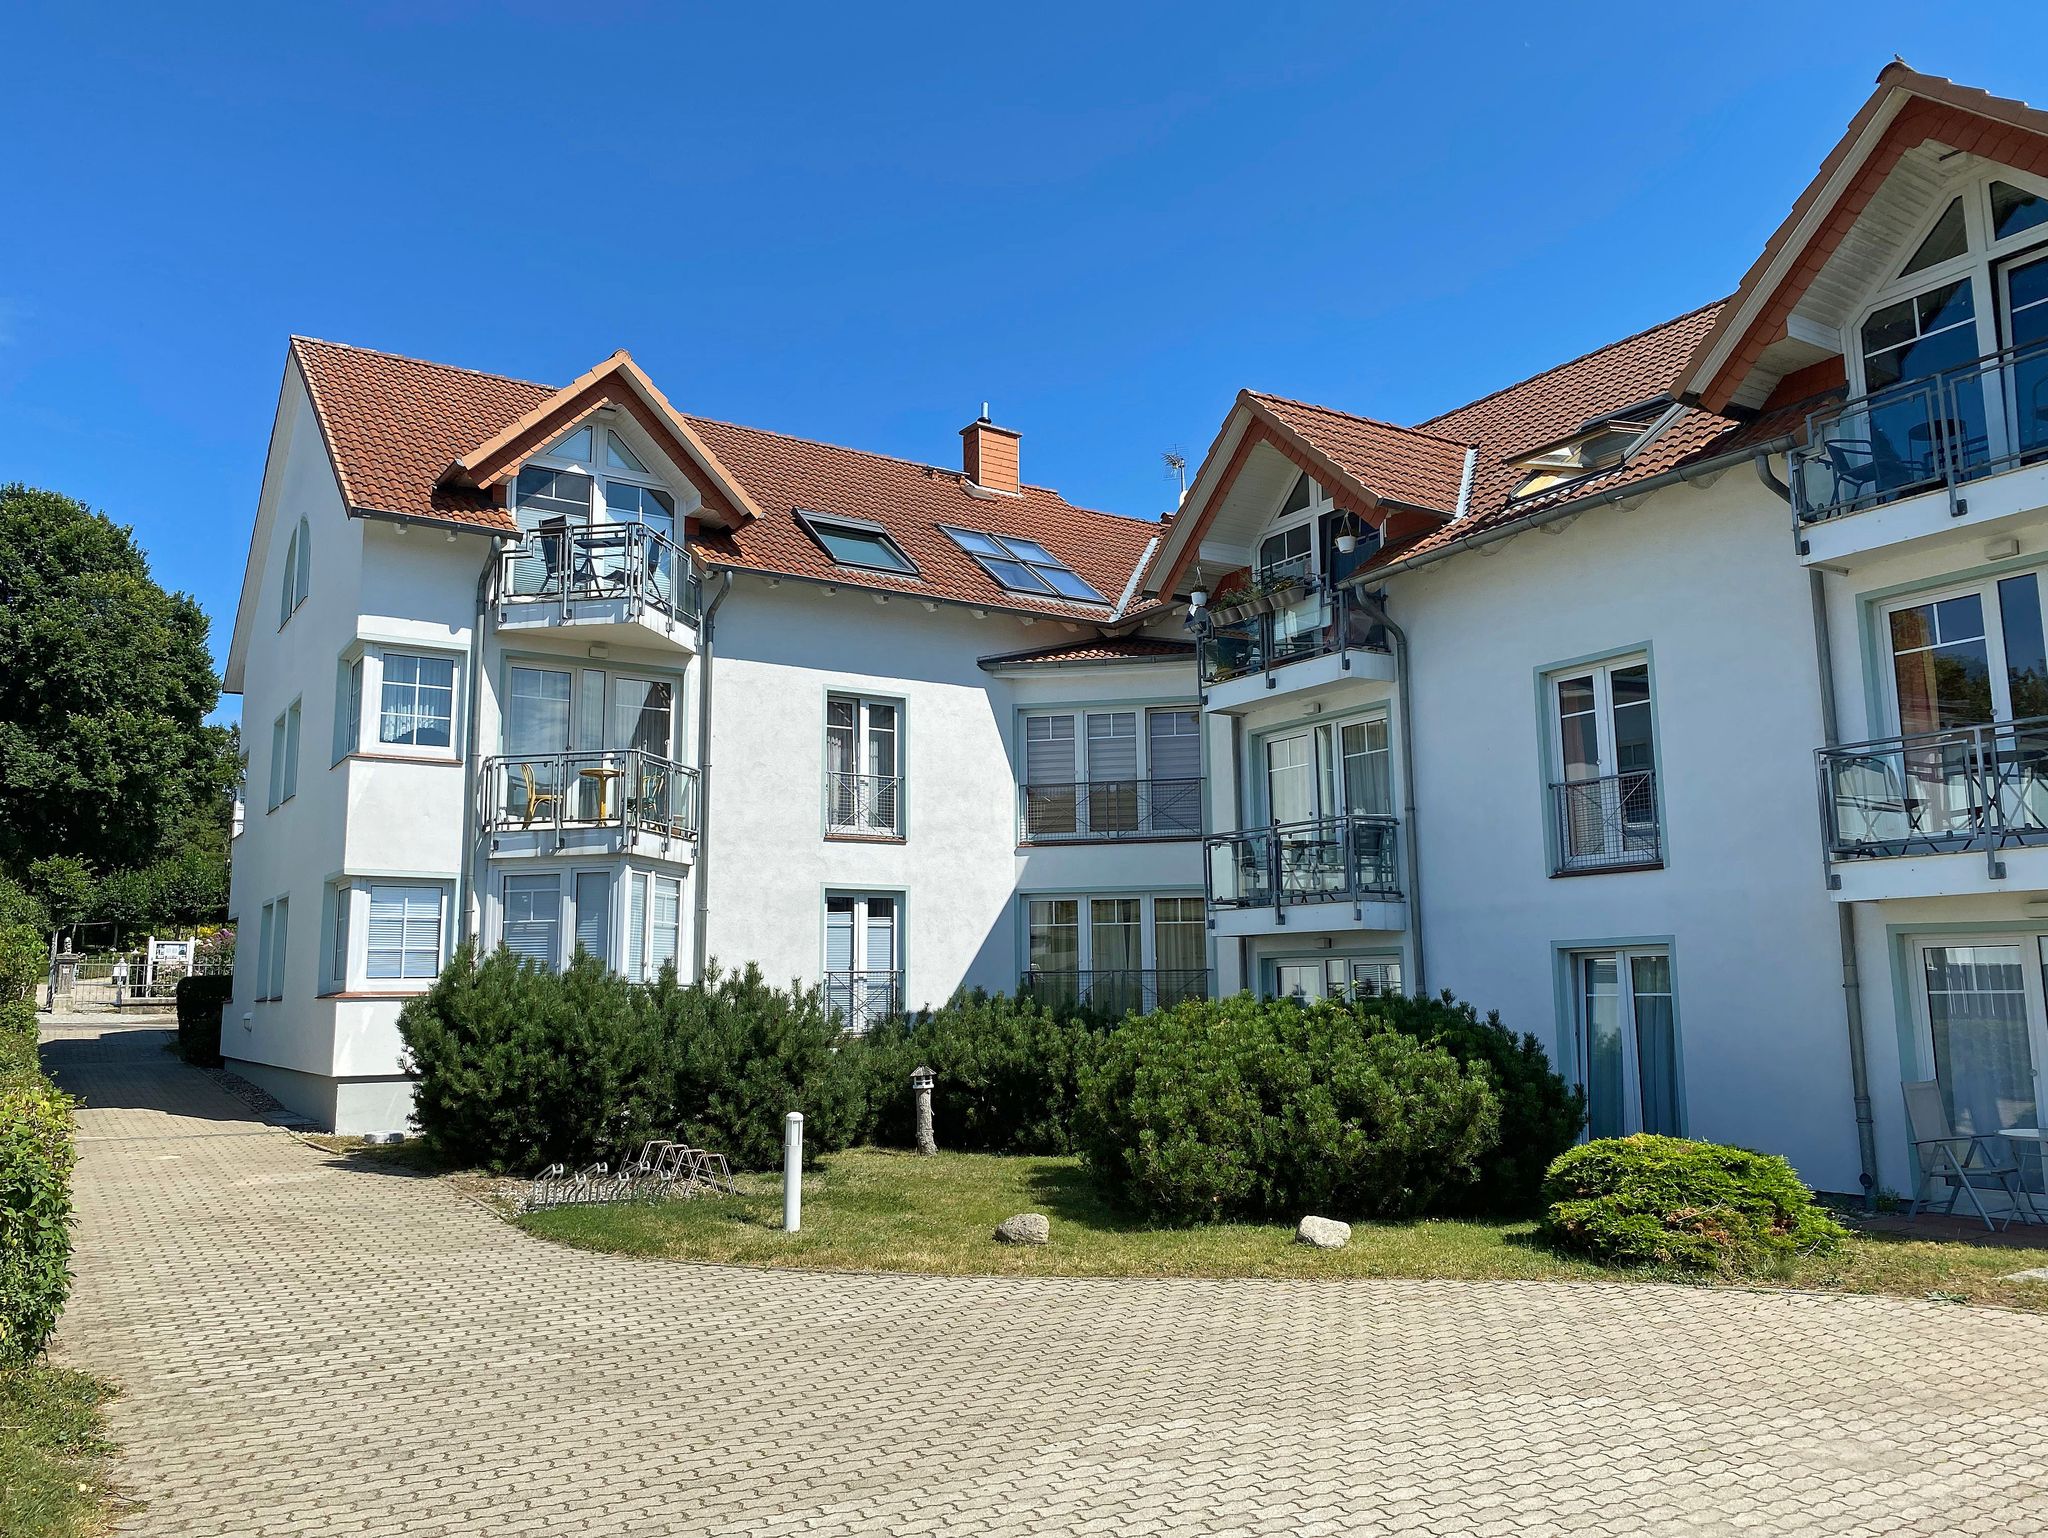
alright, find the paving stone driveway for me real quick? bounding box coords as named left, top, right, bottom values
left=44, top=1019, right=2048, bottom=1537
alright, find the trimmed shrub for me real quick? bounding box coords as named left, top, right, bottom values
left=644, top=962, right=864, bottom=1171
left=0, top=925, right=43, bottom=1010
left=0, top=1001, right=35, bottom=1079
left=1356, top=991, right=1584, bottom=1215
left=1078, top=994, right=1500, bottom=1223
left=399, top=949, right=862, bottom=1174
left=173, top=974, right=232, bottom=1067
left=1540, top=1134, right=1848, bottom=1276
left=0, top=876, right=47, bottom=936
left=853, top=991, right=1101, bottom=1154
left=0, top=1068, right=74, bottom=1361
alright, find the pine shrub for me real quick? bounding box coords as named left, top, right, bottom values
left=853, top=991, right=1101, bottom=1154
left=1077, top=994, right=1500, bottom=1223
left=1539, top=1134, right=1847, bottom=1276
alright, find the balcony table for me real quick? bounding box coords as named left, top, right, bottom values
left=577, top=765, right=625, bottom=819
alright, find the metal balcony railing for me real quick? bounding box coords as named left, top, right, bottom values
left=1790, top=337, right=2048, bottom=524
left=481, top=749, right=699, bottom=843
left=1549, top=770, right=1662, bottom=875
left=1205, top=812, right=1401, bottom=914
left=1018, top=968, right=1212, bottom=1016
left=1018, top=777, right=1203, bottom=842
left=496, top=521, right=703, bottom=624
left=825, top=771, right=904, bottom=837
left=1818, top=717, right=2048, bottom=868
left=1199, top=578, right=1387, bottom=687
left=822, top=970, right=902, bottom=1033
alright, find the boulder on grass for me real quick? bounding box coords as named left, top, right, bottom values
left=1296, top=1215, right=1352, bottom=1249
left=995, top=1213, right=1050, bottom=1245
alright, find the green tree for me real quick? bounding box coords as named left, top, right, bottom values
left=0, top=484, right=237, bottom=880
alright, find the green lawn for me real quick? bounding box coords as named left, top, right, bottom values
left=515, top=1146, right=2048, bottom=1307
left=0, top=1362, right=117, bottom=1538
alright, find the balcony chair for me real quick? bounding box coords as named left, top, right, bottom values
left=1903, top=1079, right=2042, bottom=1232
left=517, top=761, right=564, bottom=830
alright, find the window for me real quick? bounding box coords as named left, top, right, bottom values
left=1019, top=705, right=1201, bottom=840
left=1901, top=196, right=1968, bottom=277
left=824, top=894, right=899, bottom=1031
left=503, top=875, right=562, bottom=970
left=825, top=695, right=901, bottom=836
left=328, top=884, right=350, bottom=991
left=1991, top=180, right=2048, bottom=242
left=1257, top=522, right=1313, bottom=582
left=1023, top=891, right=1208, bottom=1013
left=366, top=884, right=443, bottom=981
left=612, top=678, right=674, bottom=758
left=616, top=870, right=684, bottom=981
left=940, top=526, right=1105, bottom=602
left=1259, top=714, right=1391, bottom=824
left=1548, top=660, right=1657, bottom=873
left=279, top=517, right=310, bottom=626
left=335, top=657, right=363, bottom=763
left=377, top=653, right=455, bottom=749
left=255, top=902, right=275, bottom=999
left=795, top=510, right=918, bottom=575
left=265, top=896, right=289, bottom=1000
left=269, top=700, right=302, bottom=809
left=1912, top=940, right=2043, bottom=1193
left=1274, top=956, right=1402, bottom=1003
left=1572, top=947, right=1680, bottom=1139
left=543, top=425, right=594, bottom=463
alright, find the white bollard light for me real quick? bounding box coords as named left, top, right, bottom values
left=782, top=1110, right=804, bottom=1233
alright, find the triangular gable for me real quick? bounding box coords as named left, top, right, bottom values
left=1146, top=391, right=1469, bottom=599
left=442, top=350, right=761, bottom=528
left=1682, top=63, right=2048, bottom=414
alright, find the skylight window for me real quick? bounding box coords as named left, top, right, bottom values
left=795, top=509, right=918, bottom=575
left=941, top=526, right=1106, bottom=603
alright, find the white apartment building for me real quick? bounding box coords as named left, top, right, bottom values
left=227, top=62, right=2048, bottom=1212
left=224, top=346, right=1203, bottom=1133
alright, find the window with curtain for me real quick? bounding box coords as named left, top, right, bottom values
left=1574, top=947, right=1680, bottom=1139
left=610, top=678, right=674, bottom=758
left=825, top=696, right=900, bottom=834
left=366, top=885, right=443, bottom=980
left=379, top=653, right=454, bottom=748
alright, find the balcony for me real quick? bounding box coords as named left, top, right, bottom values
left=1548, top=770, right=1662, bottom=876
left=1018, top=777, right=1202, bottom=844
left=823, top=970, right=901, bottom=1033
left=1205, top=813, right=1403, bottom=934
left=492, top=522, right=703, bottom=650
left=1018, top=968, right=1212, bottom=1016
left=1790, top=339, right=2048, bottom=563
left=1818, top=718, right=2048, bottom=897
left=1199, top=579, right=1393, bottom=712
left=825, top=771, right=904, bottom=840
left=482, top=749, right=698, bottom=861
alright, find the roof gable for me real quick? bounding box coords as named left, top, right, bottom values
left=1681, top=64, right=2048, bottom=412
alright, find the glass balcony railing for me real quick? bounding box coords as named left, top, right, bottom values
left=1204, top=813, right=1401, bottom=914
left=496, top=522, right=703, bottom=624
left=1199, top=578, right=1387, bottom=686
left=1017, top=777, right=1202, bottom=843
left=482, top=749, right=699, bottom=842
left=1818, top=717, right=2048, bottom=862
left=1790, top=338, right=2048, bottom=523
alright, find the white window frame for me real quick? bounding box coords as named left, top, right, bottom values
left=501, top=872, right=565, bottom=972
left=364, top=882, right=447, bottom=984
left=518, top=421, right=695, bottom=535
left=825, top=693, right=903, bottom=837
left=1254, top=472, right=1333, bottom=583
left=621, top=868, right=683, bottom=982
left=376, top=649, right=458, bottom=753
left=1568, top=945, right=1681, bottom=1139
left=1876, top=570, right=2048, bottom=733
left=326, top=881, right=351, bottom=994
left=279, top=516, right=310, bottom=628
left=1021, top=891, right=1204, bottom=975
left=265, top=894, right=289, bottom=1001
left=269, top=699, right=302, bottom=810
left=1255, top=710, right=1393, bottom=826
left=1906, top=933, right=2048, bottom=1180
left=333, top=652, right=364, bottom=765
left=1271, top=955, right=1403, bottom=1002
left=1545, top=654, right=1658, bottom=873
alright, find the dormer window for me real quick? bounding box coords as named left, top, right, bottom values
left=507, top=420, right=689, bottom=603
left=1507, top=402, right=1671, bottom=500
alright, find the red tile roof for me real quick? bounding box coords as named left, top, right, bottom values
left=1246, top=393, right=1471, bottom=515
left=978, top=637, right=1195, bottom=670
left=288, top=337, right=1168, bottom=622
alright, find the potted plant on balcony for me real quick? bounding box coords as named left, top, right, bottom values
left=1212, top=570, right=1305, bottom=624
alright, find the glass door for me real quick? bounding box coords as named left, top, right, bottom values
left=1552, top=662, right=1655, bottom=867
left=1857, top=277, right=1986, bottom=496
left=1576, top=949, right=1680, bottom=1140
left=1915, top=940, right=2046, bottom=1193
left=1997, top=247, right=2048, bottom=465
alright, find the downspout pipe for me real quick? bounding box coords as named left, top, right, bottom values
left=1351, top=589, right=1425, bottom=998
left=1758, top=451, right=1879, bottom=1210
left=690, top=569, right=736, bottom=981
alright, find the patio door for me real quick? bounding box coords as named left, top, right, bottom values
left=1550, top=660, right=1656, bottom=868
left=1996, top=247, right=2048, bottom=465
left=1913, top=938, right=2047, bottom=1192
left=1574, top=949, right=1679, bottom=1140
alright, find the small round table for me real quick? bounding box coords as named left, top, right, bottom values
left=578, top=766, right=624, bottom=819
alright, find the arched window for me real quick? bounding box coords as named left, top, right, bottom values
left=279, top=516, right=310, bottom=626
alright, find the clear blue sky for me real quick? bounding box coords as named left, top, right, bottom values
left=4, top=2, right=2046, bottom=728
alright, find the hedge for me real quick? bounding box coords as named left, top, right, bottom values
left=1, top=923, right=73, bottom=1362
left=1539, top=1134, right=1847, bottom=1276
left=1077, top=993, right=1501, bottom=1222
left=174, top=974, right=232, bottom=1067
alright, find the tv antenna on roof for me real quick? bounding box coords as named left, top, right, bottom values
left=1162, top=448, right=1187, bottom=503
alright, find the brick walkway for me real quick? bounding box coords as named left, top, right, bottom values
left=44, top=1019, right=2048, bottom=1537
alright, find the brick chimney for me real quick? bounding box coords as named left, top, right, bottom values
left=960, top=406, right=1022, bottom=496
